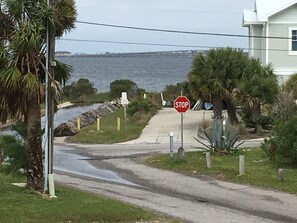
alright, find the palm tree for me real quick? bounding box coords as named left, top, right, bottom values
left=188, top=48, right=246, bottom=122
left=0, top=0, right=76, bottom=192
left=237, top=58, right=278, bottom=126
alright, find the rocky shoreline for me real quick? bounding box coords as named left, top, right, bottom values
left=54, top=102, right=121, bottom=137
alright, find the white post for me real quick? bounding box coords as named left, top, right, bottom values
left=239, top=155, right=245, bottom=175
left=278, top=169, right=284, bottom=182
left=169, top=132, right=174, bottom=159
left=48, top=174, right=56, bottom=198
left=206, top=152, right=211, bottom=169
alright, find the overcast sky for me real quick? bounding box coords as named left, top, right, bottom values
left=56, top=0, right=255, bottom=54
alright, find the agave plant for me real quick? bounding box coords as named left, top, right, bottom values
left=194, top=118, right=244, bottom=153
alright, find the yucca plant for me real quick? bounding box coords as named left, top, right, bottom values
left=195, top=118, right=244, bottom=153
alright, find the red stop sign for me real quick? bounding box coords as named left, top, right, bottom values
left=174, top=96, right=190, bottom=113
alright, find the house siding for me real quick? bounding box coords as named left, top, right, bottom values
left=269, top=4, right=297, bottom=23
left=268, top=23, right=297, bottom=68
left=251, top=25, right=264, bottom=62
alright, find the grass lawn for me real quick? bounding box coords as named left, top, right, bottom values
left=71, top=108, right=154, bottom=144
left=147, top=148, right=297, bottom=195
left=0, top=170, right=175, bottom=223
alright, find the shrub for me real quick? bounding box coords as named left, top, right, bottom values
left=195, top=118, right=244, bottom=153
left=284, top=73, right=297, bottom=100
left=272, top=91, right=297, bottom=122
left=127, top=99, right=158, bottom=117
left=109, top=79, right=138, bottom=99
left=240, top=107, right=273, bottom=131
left=272, top=114, right=297, bottom=164
left=261, top=137, right=276, bottom=160
left=0, top=121, right=27, bottom=172
left=63, top=78, right=97, bottom=101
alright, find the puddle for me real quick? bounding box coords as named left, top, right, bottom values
left=54, top=145, right=136, bottom=186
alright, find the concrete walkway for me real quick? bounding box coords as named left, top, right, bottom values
left=121, top=108, right=213, bottom=146
left=118, top=107, right=262, bottom=148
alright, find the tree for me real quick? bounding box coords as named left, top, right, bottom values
left=63, top=78, right=97, bottom=101
left=110, top=79, right=138, bottom=99
left=237, top=58, right=278, bottom=123
left=0, top=0, right=76, bottom=192
left=188, top=48, right=246, bottom=122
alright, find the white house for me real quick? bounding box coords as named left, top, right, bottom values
left=243, top=0, right=297, bottom=83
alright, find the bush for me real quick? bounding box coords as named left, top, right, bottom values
left=0, top=121, right=27, bottom=172
left=284, top=73, right=297, bottom=100
left=127, top=99, right=158, bottom=117
left=63, top=78, right=97, bottom=102
left=110, top=79, right=138, bottom=99
left=272, top=91, right=297, bottom=122
left=260, top=137, right=276, bottom=160
left=240, top=107, right=273, bottom=131
left=269, top=114, right=297, bottom=164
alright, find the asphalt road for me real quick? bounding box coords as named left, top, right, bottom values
left=53, top=108, right=297, bottom=223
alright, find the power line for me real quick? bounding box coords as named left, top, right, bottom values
left=77, top=6, right=240, bottom=14
left=76, top=20, right=293, bottom=40
left=59, top=38, right=293, bottom=53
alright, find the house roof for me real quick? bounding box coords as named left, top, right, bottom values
left=243, top=0, right=297, bottom=25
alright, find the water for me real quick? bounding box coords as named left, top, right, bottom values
left=1, top=104, right=100, bottom=135
left=55, top=146, right=136, bottom=186
left=58, top=56, right=193, bottom=92
left=41, top=103, right=100, bottom=128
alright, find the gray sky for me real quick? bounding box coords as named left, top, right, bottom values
left=56, top=0, right=255, bottom=54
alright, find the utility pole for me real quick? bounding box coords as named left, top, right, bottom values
left=45, top=0, right=56, bottom=197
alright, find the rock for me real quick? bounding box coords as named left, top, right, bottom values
left=54, top=102, right=120, bottom=137
left=54, top=122, right=77, bottom=136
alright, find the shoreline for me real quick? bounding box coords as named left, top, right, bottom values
left=0, top=102, right=74, bottom=131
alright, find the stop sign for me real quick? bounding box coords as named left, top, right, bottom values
left=174, top=96, right=190, bottom=113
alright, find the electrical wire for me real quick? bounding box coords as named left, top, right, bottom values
left=59, top=38, right=294, bottom=53
left=76, top=6, right=240, bottom=14
left=76, top=20, right=293, bottom=40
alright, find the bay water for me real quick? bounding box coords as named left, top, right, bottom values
left=58, top=56, right=193, bottom=92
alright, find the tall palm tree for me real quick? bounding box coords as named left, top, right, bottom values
left=188, top=48, right=246, bottom=122
left=0, top=0, right=76, bottom=192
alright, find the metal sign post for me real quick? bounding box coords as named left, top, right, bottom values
left=181, top=113, right=184, bottom=148
left=169, top=132, right=174, bottom=159
left=174, top=96, right=190, bottom=148
left=121, top=92, right=129, bottom=131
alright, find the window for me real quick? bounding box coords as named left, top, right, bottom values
left=292, top=30, right=297, bottom=51
left=289, top=28, right=297, bottom=55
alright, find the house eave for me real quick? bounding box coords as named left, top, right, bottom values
left=242, top=22, right=265, bottom=27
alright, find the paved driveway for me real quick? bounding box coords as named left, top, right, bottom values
left=53, top=108, right=289, bottom=223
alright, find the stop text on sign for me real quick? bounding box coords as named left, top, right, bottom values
left=175, top=101, right=189, bottom=108
left=174, top=96, right=190, bottom=113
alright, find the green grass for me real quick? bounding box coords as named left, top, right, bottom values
left=71, top=108, right=154, bottom=144
left=0, top=170, right=174, bottom=223
left=147, top=149, right=297, bottom=194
